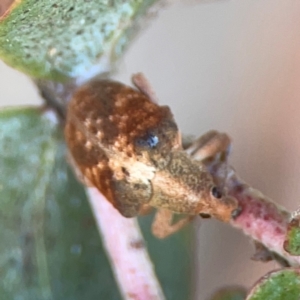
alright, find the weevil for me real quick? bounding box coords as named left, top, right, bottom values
left=64, top=73, right=239, bottom=238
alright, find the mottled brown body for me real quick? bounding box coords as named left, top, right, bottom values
left=65, top=75, right=238, bottom=236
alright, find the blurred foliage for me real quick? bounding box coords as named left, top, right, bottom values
left=0, top=107, right=192, bottom=299
left=246, top=268, right=300, bottom=300
left=0, top=0, right=158, bottom=80
left=284, top=217, right=300, bottom=256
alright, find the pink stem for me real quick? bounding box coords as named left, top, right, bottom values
left=86, top=187, right=166, bottom=300
left=209, top=162, right=300, bottom=266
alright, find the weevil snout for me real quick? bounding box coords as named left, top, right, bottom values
left=210, top=193, right=239, bottom=222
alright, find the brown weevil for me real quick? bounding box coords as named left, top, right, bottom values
left=64, top=73, right=239, bottom=238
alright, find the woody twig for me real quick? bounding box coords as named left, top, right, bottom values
left=86, top=187, right=166, bottom=300
left=206, top=159, right=300, bottom=267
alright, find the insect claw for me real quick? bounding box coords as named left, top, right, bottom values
left=231, top=206, right=242, bottom=219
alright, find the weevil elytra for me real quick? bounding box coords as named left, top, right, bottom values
left=64, top=73, right=239, bottom=238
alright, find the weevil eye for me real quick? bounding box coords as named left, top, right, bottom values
left=211, top=186, right=222, bottom=199
left=135, top=132, right=159, bottom=149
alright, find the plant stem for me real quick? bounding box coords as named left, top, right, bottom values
left=86, top=187, right=166, bottom=300
left=207, top=160, right=300, bottom=266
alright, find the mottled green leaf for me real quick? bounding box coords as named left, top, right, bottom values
left=0, top=107, right=193, bottom=300
left=0, top=0, right=158, bottom=80
left=284, top=217, right=300, bottom=256
left=0, top=107, right=121, bottom=300
left=208, top=286, right=247, bottom=300
left=246, top=268, right=300, bottom=300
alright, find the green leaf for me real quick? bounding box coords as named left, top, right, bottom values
left=0, top=0, right=158, bottom=80
left=283, top=217, right=300, bottom=256
left=246, top=268, right=300, bottom=300
left=208, top=286, right=247, bottom=300
left=0, top=107, right=121, bottom=300
left=0, top=107, right=193, bottom=299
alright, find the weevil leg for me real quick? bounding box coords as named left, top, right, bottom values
left=184, top=130, right=232, bottom=190
left=181, top=134, right=195, bottom=149
left=152, top=209, right=195, bottom=239
left=184, top=130, right=231, bottom=162
left=132, top=73, right=159, bottom=104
